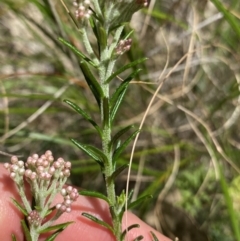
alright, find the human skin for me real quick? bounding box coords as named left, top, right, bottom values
left=0, top=164, right=171, bottom=241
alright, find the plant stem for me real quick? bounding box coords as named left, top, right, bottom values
left=99, top=47, right=122, bottom=241
left=101, top=98, right=122, bottom=240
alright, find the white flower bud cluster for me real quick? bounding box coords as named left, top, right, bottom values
left=5, top=150, right=78, bottom=231
left=27, top=210, right=42, bottom=227
left=4, top=151, right=72, bottom=184
left=56, top=186, right=79, bottom=213
left=73, top=0, right=92, bottom=20
left=4, top=156, right=25, bottom=180
left=115, top=39, right=132, bottom=55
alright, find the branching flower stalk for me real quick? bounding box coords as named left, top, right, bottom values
left=4, top=151, right=78, bottom=241
left=60, top=1, right=153, bottom=241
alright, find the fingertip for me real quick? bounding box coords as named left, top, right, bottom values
left=40, top=195, right=115, bottom=241
left=0, top=165, right=24, bottom=241
left=0, top=163, right=170, bottom=241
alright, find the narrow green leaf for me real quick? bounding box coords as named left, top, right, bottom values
left=121, top=224, right=140, bottom=240
left=110, top=73, right=134, bottom=108
left=71, top=139, right=107, bottom=167
left=80, top=61, right=103, bottom=107
left=89, top=17, right=100, bottom=53
left=111, top=89, right=129, bottom=123
left=89, top=16, right=99, bottom=40
left=105, top=58, right=147, bottom=84
left=99, top=27, right=107, bottom=51
left=110, top=125, right=133, bottom=150
left=21, top=220, right=32, bottom=241
left=45, top=231, right=61, bottom=241
left=66, top=11, right=80, bottom=30
left=107, top=164, right=129, bottom=183
left=85, top=145, right=108, bottom=165
left=210, top=0, right=240, bottom=40
left=71, top=139, right=103, bottom=166
left=127, top=189, right=134, bottom=204
left=110, top=69, right=142, bottom=122
left=109, top=22, right=126, bottom=33
left=11, top=234, right=17, bottom=241
left=59, top=38, right=97, bottom=67
left=11, top=198, right=28, bottom=216
left=219, top=165, right=240, bottom=240
left=28, top=0, right=52, bottom=19
left=112, top=130, right=140, bottom=164
left=133, top=235, right=144, bottom=241
left=64, top=99, right=102, bottom=136
left=150, top=231, right=160, bottom=241
left=79, top=190, right=109, bottom=204
left=128, top=194, right=152, bottom=210
left=82, top=213, right=114, bottom=233
left=39, top=221, right=73, bottom=233
left=123, top=29, right=134, bottom=41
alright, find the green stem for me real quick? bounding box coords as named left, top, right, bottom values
left=98, top=31, right=122, bottom=239
left=101, top=99, right=121, bottom=240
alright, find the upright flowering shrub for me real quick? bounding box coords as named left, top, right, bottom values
left=4, top=0, right=161, bottom=241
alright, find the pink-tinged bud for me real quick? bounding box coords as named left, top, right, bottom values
left=36, top=158, right=44, bottom=166
left=70, top=192, right=77, bottom=200
left=84, top=0, right=90, bottom=5
left=73, top=1, right=78, bottom=7
left=57, top=158, right=64, bottom=164
left=48, top=156, right=54, bottom=162
left=17, top=161, right=24, bottom=167
left=10, top=172, right=16, bottom=179
left=11, top=156, right=18, bottom=164
left=32, top=159, right=37, bottom=165
left=66, top=207, right=71, bottom=213
left=11, top=164, right=19, bottom=172
left=27, top=210, right=41, bottom=226
left=60, top=205, right=67, bottom=212
left=66, top=186, right=73, bottom=193
left=32, top=154, right=39, bottom=160
left=27, top=157, right=33, bottom=165
left=73, top=188, right=78, bottom=193
left=64, top=195, right=71, bottom=201
left=30, top=172, right=37, bottom=180
left=65, top=161, right=71, bottom=169
left=37, top=166, right=44, bottom=173
left=64, top=199, right=72, bottom=206
left=45, top=150, right=52, bottom=156
left=45, top=173, right=51, bottom=180
left=19, top=168, right=25, bottom=175
left=63, top=169, right=70, bottom=177
left=25, top=169, right=32, bottom=177
left=53, top=161, right=61, bottom=169
left=39, top=172, right=46, bottom=180
left=56, top=203, right=62, bottom=209
left=49, top=166, right=55, bottom=174
left=116, top=39, right=132, bottom=55
left=40, top=154, right=46, bottom=160
left=42, top=160, right=49, bottom=167
left=4, top=163, right=10, bottom=169
left=73, top=0, right=92, bottom=21
left=61, top=188, right=67, bottom=196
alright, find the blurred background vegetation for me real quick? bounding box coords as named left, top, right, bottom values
left=1, top=0, right=240, bottom=240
